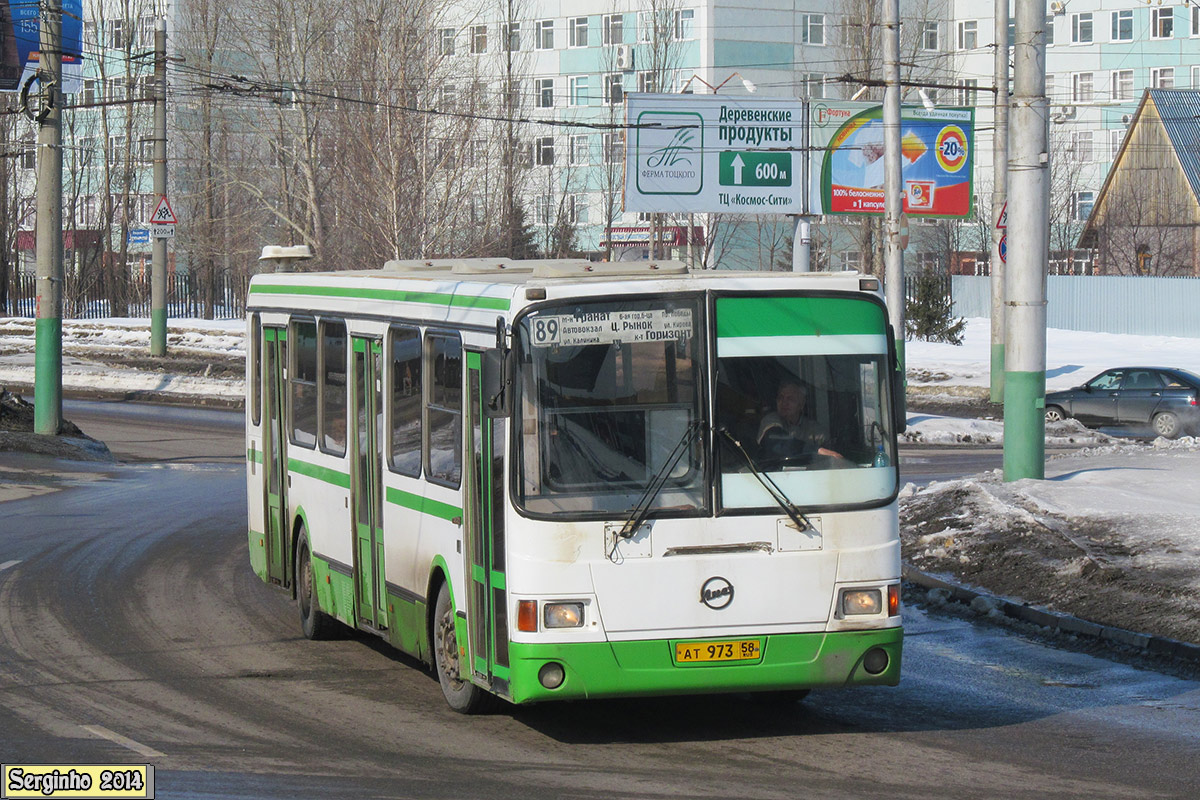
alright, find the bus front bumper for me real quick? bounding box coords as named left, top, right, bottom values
left=504, top=627, right=902, bottom=704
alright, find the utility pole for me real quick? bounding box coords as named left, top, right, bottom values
left=882, top=0, right=905, bottom=414
left=990, top=0, right=1010, bottom=404
left=150, top=18, right=168, bottom=356
left=1003, top=0, right=1049, bottom=481
left=791, top=99, right=812, bottom=272
left=34, top=0, right=64, bottom=435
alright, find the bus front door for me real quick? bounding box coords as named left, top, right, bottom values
left=351, top=337, right=387, bottom=629
left=263, top=327, right=288, bottom=586
left=464, top=352, right=509, bottom=690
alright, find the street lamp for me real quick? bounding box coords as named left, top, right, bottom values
left=679, top=72, right=757, bottom=95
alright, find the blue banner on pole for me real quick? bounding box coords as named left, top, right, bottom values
left=2, top=1, right=84, bottom=91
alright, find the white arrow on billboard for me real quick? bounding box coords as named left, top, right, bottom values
left=731, top=154, right=745, bottom=185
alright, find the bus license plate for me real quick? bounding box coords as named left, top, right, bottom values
left=675, top=639, right=761, bottom=663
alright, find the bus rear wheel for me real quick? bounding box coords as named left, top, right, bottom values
left=296, top=530, right=337, bottom=640
left=433, top=583, right=497, bottom=714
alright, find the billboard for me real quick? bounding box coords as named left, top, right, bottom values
left=624, top=93, right=805, bottom=215
left=1, top=0, right=84, bottom=92
left=810, top=101, right=975, bottom=218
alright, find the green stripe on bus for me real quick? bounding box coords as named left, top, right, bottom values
left=249, top=283, right=510, bottom=311
left=385, top=486, right=462, bottom=521
left=287, top=458, right=352, bottom=488
left=248, top=447, right=263, bottom=463
left=715, top=296, right=884, bottom=338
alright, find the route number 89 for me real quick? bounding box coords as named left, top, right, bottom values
left=532, top=317, right=560, bottom=344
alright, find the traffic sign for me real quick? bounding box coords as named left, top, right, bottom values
left=152, top=223, right=176, bottom=239
left=128, top=228, right=150, bottom=244
left=150, top=196, right=178, bottom=225
left=996, top=201, right=1007, bottom=230
left=999, top=234, right=1007, bottom=263
left=718, top=151, right=792, bottom=187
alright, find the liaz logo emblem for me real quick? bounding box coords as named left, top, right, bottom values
left=700, top=576, right=734, bottom=610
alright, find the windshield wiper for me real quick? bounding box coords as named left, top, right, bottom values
left=617, top=418, right=705, bottom=542
left=716, top=427, right=812, bottom=532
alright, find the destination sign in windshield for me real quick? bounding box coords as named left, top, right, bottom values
left=530, top=308, right=693, bottom=347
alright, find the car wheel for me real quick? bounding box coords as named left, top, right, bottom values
left=1152, top=411, right=1181, bottom=439
left=1044, top=405, right=1066, bottom=424
left=297, top=529, right=338, bottom=640
left=432, top=583, right=498, bottom=714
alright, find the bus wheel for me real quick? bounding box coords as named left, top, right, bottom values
left=296, top=529, right=337, bottom=640
left=433, top=583, right=496, bottom=714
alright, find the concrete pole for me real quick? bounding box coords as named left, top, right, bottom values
left=791, top=217, right=810, bottom=272
left=1003, top=0, right=1049, bottom=481
left=34, top=0, right=64, bottom=435
left=882, top=0, right=906, bottom=414
left=792, top=99, right=811, bottom=272
left=989, top=0, right=1010, bottom=404
left=150, top=18, right=168, bottom=356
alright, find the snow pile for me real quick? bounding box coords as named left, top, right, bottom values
left=903, top=414, right=1115, bottom=446
left=901, top=446, right=1200, bottom=644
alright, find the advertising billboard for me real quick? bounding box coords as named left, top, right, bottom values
left=810, top=101, right=975, bottom=218
left=1, top=1, right=84, bottom=92
left=624, top=93, right=805, bottom=215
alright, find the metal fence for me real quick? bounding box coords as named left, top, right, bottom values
left=950, top=275, right=1200, bottom=338
left=3, top=270, right=246, bottom=320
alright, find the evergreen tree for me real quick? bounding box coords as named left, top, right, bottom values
left=905, top=270, right=966, bottom=344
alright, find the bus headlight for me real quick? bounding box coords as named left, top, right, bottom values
left=543, top=602, right=584, bottom=628
left=841, top=589, right=882, bottom=616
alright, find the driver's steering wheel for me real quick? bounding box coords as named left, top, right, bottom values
left=757, top=429, right=816, bottom=469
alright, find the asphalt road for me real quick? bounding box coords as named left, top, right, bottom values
left=1, top=402, right=1197, bottom=798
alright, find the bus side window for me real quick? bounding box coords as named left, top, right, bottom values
left=290, top=318, right=318, bottom=448
left=389, top=326, right=422, bottom=477
left=319, top=319, right=347, bottom=457
left=426, top=332, right=462, bottom=487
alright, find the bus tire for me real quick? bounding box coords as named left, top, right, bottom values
left=296, top=529, right=337, bottom=640
left=433, top=583, right=496, bottom=714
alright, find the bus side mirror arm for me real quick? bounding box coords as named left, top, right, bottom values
left=484, top=316, right=514, bottom=418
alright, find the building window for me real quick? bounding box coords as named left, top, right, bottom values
left=637, top=71, right=657, bottom=93
left=138, top=137, right=154, bottom=162
left=1111, top=70, right=1133, bottom=101
left=1109, top=128, right=1125, bottom=160
left=1151, top=67, right=1175, bottom=89
left=439, top=83, right=456, bottom=109
left=800, top=72, right=824, bottom=99
left=569, top=16, right=588, bottom=47
left=1070, top=191, right=1095, bottom=221
left=534, top=195, right=552, bottom=225
left=1193, top=6, right=1200, bottom=37
left=1111, top=10, right=1133, bottom=41
left=535, top=136, right=554, bottom=166
left=1068, top=130, right=1093, bottom=162
left=1071, top=72, right=1093, bottom=103
left=801, top=13, right=824, bottom=45
left=107, top=77, right=127, bottom=102
left=957, top=20, right=978, bottom=50
left=840, top=251, right=863, bottom=271
left=674, top=9, right=695, bottom=40
left=438, top=28, right=455, bottom=56
left=536, top=19, right=554, bottom=49
left=956, top=78, right=978, bottom=106
left=107, top=135, right=126, bottom=166
left=921, top=22, right=939, bottom=51
left=603, top=13, right=624, bottom=45
left=536, top=78, right=554, bottom=108
left=568, top=195, right=588, bottom=224
left=1070, top=12, right=1093, bottom=44
left=471, top=25, right=487, bottom=54
left=82, top=78, right=98, bottom=105
left=108, top=19, right=128, bottom=49
left=1045, top=75, right=1056, bottom=103
left=1193, top=65, right=1200, bottom=89
left=19, top=141, right=34, bottom=170
left=1151, top=8, right=1173, bottom=39
left=502, top=22, right=520, bottom=52
left=569, top=75, right=589, bottom=106
left=603, top=131, right=625, bottom=164
left=604, top=73, right=623, bottom=105
left=570, top=134, right=590, bottom=165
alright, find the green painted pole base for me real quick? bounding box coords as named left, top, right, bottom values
left=150, top=308, right=167, bottom=356
left=1003, top=369, right=1045, bottom=481
left=989, top=342, right=1005, bottom=404
left=34, top=317, right=63, bottom=435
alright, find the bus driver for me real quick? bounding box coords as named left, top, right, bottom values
left=756, top=380, right=843, bottom=463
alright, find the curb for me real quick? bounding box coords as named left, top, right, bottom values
left=902, top=564, right=1200, bottom=665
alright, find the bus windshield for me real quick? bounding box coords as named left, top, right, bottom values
left=515, top=296, right=707, bottom=518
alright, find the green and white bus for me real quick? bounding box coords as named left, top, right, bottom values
left=246, top=258, right=903, bottom=712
